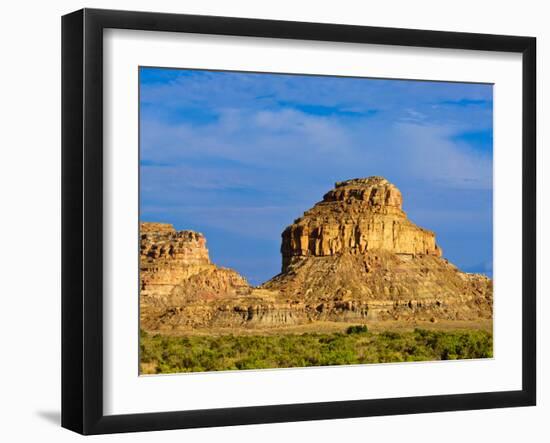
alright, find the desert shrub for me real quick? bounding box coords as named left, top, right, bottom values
left=139, top=328, right=493, bottom=374
left=379, top=331, right=401, bottom=340
left=346, top=325, right=369, bottom=334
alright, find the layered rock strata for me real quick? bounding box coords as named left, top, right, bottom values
left=139, top=177, right=492, bottom=331
left=139, top=223, right=251, bottom=330
left=281, top=177, right=441, bottom=272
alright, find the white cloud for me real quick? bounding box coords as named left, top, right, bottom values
left=392, top=122, right=492, bottom=190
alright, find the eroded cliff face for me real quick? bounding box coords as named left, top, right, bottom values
left=139, top=223, right=251, bottom=330
left=281, top=177, right=441, bottom=272
left=263, top=251, right=492, bottom=323
left=139, top=177, right=492, bottom=332
left=141, top=224, right=210, bottom=298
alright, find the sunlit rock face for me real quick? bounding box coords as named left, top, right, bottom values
left=281, top=177, right=441, bottom=272
left=140, top=223, right=211, bottom=298
left=139, top=223, right=250, bottom=328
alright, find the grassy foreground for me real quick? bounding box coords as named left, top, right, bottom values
left=140, top=327, right=493, bottom=374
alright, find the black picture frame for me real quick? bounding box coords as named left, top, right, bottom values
left=61, top=8, right=536, bottom=435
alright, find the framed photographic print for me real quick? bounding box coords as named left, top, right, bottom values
left=61, top=8, right=536, bottom=435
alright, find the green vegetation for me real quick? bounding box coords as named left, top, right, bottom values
left=140, top=327, right=493, bottom=374
left=346, top=324, right=369, bottom=334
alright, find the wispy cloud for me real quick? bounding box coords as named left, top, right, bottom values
left=391, top=122, right=492, bottom=190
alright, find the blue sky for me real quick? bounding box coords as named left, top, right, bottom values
left=140, top=67, right=493, bottom=285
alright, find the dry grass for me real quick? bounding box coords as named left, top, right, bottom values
left=143, top=319, right=493, bottom=337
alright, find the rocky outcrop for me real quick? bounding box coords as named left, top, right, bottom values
left=139, top=177, right=492, bottom=332
left=266, top=177, right=490, bottom=323
left=263, top=251, right=492, bottom=323
left=139, top=223, right=251, bottom=329
left=281, top=177, right=441, bottom=272
left=140, top=224, right=210, bottom=297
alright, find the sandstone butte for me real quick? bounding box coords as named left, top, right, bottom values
left=140, top=177, right=492, bottom=332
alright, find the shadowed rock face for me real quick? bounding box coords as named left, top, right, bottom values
left=139, top=177, right=492, bottom=332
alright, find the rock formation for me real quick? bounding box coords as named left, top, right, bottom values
left=139, top=222, right=251, bottom=330
left=281, top=177, right=441, bottom=272
left=139, top=177, right=492, bottom=332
